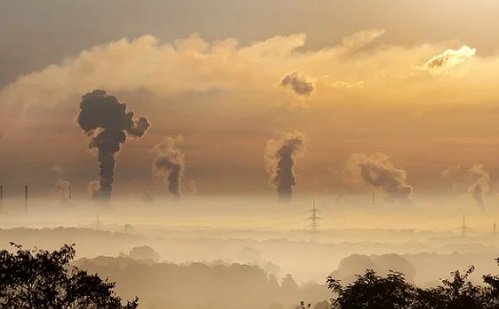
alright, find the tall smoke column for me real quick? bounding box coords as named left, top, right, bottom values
left=77, top=90, right=151, bottom=200
left=153, top=136, right=185, bottom=198
left=265, top=131, right=306, bottom=202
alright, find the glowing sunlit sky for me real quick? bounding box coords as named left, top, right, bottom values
left=1, top=0, right=499, bottom=202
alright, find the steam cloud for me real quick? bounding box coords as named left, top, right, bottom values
left=347, top=153, right=413, bottom=202
left=153, top=136, right=185, bottom=198
left=442, top=163, right=490, bottom=206
left=280, top=72, right=314, bottom=96
left=52, top=178, right=71, bottom=201
left=424, top=46, right=476, bottom=74
left=77, top=90, right=151, bottom=201
left=467, top=164, right=490, bottom=206
left=265, top=131, right=306, bottom=202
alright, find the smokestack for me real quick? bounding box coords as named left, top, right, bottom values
left=77, top=90, right=151, bottom=201
left=24, top=185, right=28, bottom=212
left=264, top=131, right=306, bottom=202
left=68, top=186, right=72, bottom=201
left=0, top=185, right=3, bottom=210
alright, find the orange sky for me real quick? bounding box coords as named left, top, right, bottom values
left=1, top=0, right=499, bottom=202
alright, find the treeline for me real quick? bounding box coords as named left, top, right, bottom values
left=327, top=261, right=499, bottom=309
left=77, top=256, right=329, bottom=309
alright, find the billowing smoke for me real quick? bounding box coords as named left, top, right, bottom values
left=424, top=45, right=476, bottom=74
left=347, top=153, right=413, bottom=203
left=52, top=178, right=71, bottom=201
left=77, top=90, right=151, bottom=201
left=153, top=136, right=185, bottom=198
left=467, top=164, right=490, bottom=207
left=442, top=163, right=490, bottom=206
left=280, top=72, right=314, bottom=96
left=264, top=131, right=306, bottom=202
left=50, top=165, right=70, bottom=202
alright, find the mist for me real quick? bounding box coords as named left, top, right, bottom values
left=1, top=193, right=499, bottom=308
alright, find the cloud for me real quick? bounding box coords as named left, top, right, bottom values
left=424, top=46, right=476, bottom=74
left=264, top=131, right=306, bottom=202
left=340, top=29, right=386, bottom=51
left=0, top=29, right=497, bottom=140
left=51, top=165, right=63, bottom=173
left=280, top=72, right=314, bottom=96
left=346, top=153, right=413, bottom=203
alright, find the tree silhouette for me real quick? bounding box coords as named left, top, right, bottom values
left=0, top=243, right=138, bottom=309
left=327, top=269, right=417, bottom=309
left=327, top=261, right=499, bottom=309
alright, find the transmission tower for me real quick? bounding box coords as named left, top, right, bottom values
left=307, top=200, right=322, bottom=234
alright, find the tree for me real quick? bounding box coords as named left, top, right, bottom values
left=0, top=243, right=138, bottom=309
left=327, top=269, right=418, bottom=309
left=326, top=263, right=499, bottom=309
left=418, top=266, right=486, bottom=309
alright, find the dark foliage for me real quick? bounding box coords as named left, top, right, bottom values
left=327, top=259, right=499, bottom=309
left=328, top=269, right=418, bottom=309
left=0, top=243, right=138, bottom=309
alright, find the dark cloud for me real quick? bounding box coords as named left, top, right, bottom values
left=347, top=153, right=412, bottom=203
left=280, top=72, right=314, bottom=96
left=265, top=131, right=306, bottom=202
left=153, top=136, right=185, bottom=199
left=77, top=90, right=151, bottom=201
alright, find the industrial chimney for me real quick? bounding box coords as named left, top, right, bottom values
left=24, top=185, right=28, bottom=212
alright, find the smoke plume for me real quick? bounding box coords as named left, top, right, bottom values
left=280, top=72, right=314, bottom=96
left=52, top=178, right=71, bottom=202
left=265, top=131, right=306, bottom=202
left=153, top=136, right=185, bottom=198
left=442, top=163, right=491, bottom=206
left=467, top=164, right=490, bottom=207
left=77, top=90, right=151, bottom=201
left=347, top=153, right=413, bottom=203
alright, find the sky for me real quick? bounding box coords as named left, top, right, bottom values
left=1, top=0, right=499, bottom=203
